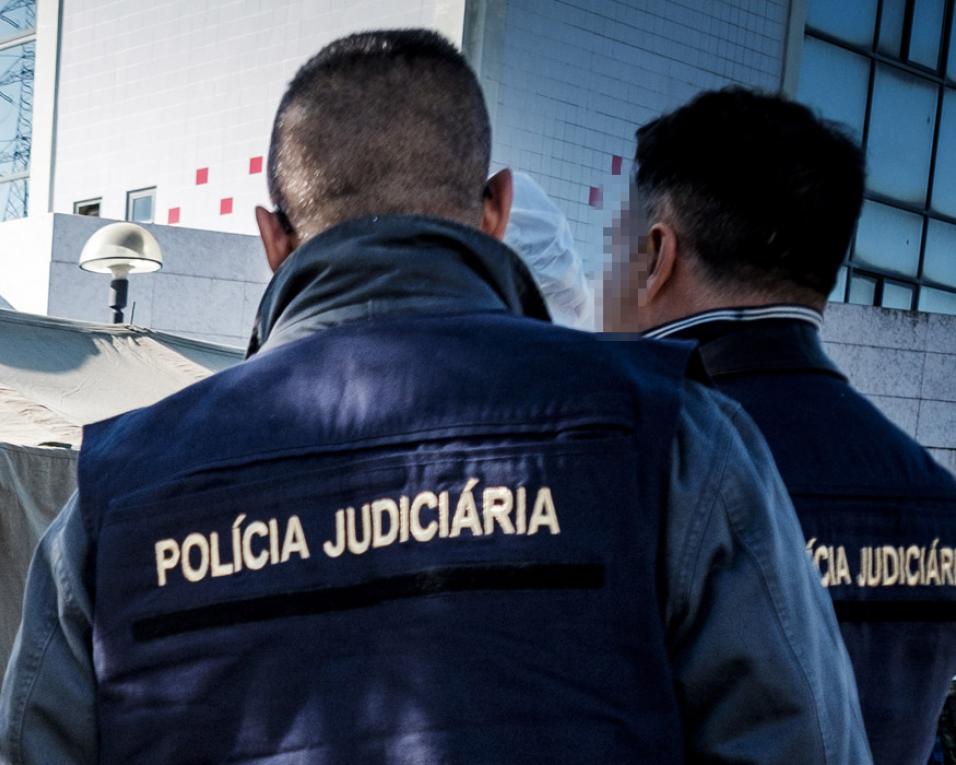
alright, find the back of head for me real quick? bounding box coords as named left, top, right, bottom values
left=635, top=87, right=865, bottom=301
left=269, top=30, right=491, bottom=240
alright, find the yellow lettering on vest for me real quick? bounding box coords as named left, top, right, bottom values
left=242, top=521, right=270, bottom=570
left=483, top=487, right=515, bottom=535
left=346, top=505, right=371, bottom=555
left=410, top=492, right=439, bottom=542
left=155, top=538, right=180, bottom=586
left=181, top=532, right=210, bottom=582
left=281, top=514, right=311, bottom=562
left=371, top=499, right=399, bottom=548
left=323, top=509, right=347, bottom=559
left=450, top=478, right=483, bottom=537
left=209, top=532, right=235, bottom=578
left=528, top=487, right=560, bottom=535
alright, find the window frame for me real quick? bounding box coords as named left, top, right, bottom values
left=73, top=197, right=102, bottom=217
left=125, top=187, right=156, bottom=224
left=797, top=0, right=956, bottom=311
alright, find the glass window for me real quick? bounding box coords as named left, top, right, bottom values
left=73, top=198, right=101, bottom=217
left=866, top=66, right=938, bottom=205
left=918, top=286, right=956, bottom=314
left=806, top=0, right=877, bottom=47
left=932, top=91, right=956, bottom=217
left=924, top=218, right=956, bottom=288
left=882, top=281, right=914, bottom=309
left=0, top=42, right=35, bottom=179
left=854, top=200, right=923, bottom=277
left=849, top=274, right=878, bottom=305
left=829, top=265, right=848, bottom=303
left=949, top=9, right=956, bottom=79
left=126, top=188, right=155, bottom=223
left=796, top=38, right=870, bottom=140
left=909, top=0, right=946, bottom=69
left=0, top=177, right=27, bottom=222
left=879, top=0, right=907, bottom=55
left=0, top=0, right=35, bottom=44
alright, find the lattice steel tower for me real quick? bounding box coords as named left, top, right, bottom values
left=0, top=0, right=35, bottom=221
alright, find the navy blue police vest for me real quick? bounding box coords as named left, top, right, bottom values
left=692, top=319, right=956, bottom=765
left=79, top=312, right=692, bottom=764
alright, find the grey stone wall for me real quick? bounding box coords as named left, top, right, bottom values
left=46, top=214, right=270, bottom=348
left=822, top=303, right=956, bottom=473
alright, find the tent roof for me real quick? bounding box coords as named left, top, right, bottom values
left=0, top=309, right=243, bottom=448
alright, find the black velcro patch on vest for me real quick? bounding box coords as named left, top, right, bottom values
left=132, top=562, right=605, bottom=641
left=834, top=600, right=956, bottom=622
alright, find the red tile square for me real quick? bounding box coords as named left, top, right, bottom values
left=249, top=156, right=263, bottom=174
left=588, top=186, right=603, bottom=209
left=196, top=167, right=209, bottom=185
left=611, top=154, right=623, bottom=176
left=167, top=207, right=180, bottom=225
left=220, top=197, right=233, bottom=215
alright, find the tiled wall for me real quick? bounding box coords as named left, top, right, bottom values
left=472, top=0, right=790, bottom=275
left=822, top=303, right=956, bottom=473
left=51, top=0, right=466, bottom=235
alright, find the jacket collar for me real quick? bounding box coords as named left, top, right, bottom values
left=643, top=304, right=824, bottom=340
left=643, top=305, right=846, bottom=381
left=248, top=214, right=550, bottom=356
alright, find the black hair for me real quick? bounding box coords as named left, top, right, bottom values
left=268, top=29, right=491, bottom=238
left=635, top=87, right=865, bottom=297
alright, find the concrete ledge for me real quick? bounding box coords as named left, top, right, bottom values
left=917, top=399, right=956, bottom=449
left=823, top=342, right=925, bottom=398
left=929, top=448, right=956, bottom=476
left=822, top=303, right=928, bottom=350
left=868, top=395, right=920, bottom=438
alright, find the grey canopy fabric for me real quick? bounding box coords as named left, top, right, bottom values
left=0, top=309, right=241, bottom=669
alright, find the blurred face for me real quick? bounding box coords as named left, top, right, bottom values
left=601, top=189, right=654, bottom=332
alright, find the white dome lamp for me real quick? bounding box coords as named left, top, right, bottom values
left=79, top=222, right=163, bottom=324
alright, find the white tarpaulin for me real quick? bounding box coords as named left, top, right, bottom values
left=0, top=309, right=242, bottom=668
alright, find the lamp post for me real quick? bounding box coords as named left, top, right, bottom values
left=78, top=222, right=163, bottom=324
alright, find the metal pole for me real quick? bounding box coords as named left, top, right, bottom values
left=109, top=277, right=128, bottom=324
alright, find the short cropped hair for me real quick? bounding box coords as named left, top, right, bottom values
left=635, top=87, right=865, bottom=298
left=268, top=29, right=491, bottom=239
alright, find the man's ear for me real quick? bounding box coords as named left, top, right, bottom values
left=643, top=221, right=678, bottom=303
left=480, top=168, right=513, bottom=241
left=255, top=206, right=296, bottom=273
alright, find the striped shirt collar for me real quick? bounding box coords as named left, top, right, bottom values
left=643, top=304, right=824, bottom=340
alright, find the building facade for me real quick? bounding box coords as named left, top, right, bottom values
left=0, top=0, right=953, bottom=467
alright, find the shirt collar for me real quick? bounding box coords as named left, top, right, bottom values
left=643, top=304, right=824, bottom=340
left=247, top=214, right=550, bottom=357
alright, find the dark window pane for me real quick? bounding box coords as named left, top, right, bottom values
left=878, top=0, right=906, bottom=55
left=849, top=274, right=878, bottom=304
left=909, top=0, right=946, bottom=68
left=796, top=37, right=870, bottom=140
left=932, top=91, right=956, bottom=217
left=854, top=200, right=923, bottom=277
left=829, top=265, right=848, bottom=302
left=918, top=286, right=956, bottom=314
left=74, top=200, right=100, bottom=217
left=867, top=66, right=937, bottom=204
left=924, top=218, right=956, bottom=288
left=807, top=0, right=877, bottom=46
left=882, top=281, right=914, bottom=309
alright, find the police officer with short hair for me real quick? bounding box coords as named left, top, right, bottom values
left=606, top=86, right=956, bottom=764
left=1, top=34, right=869, bottom=763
